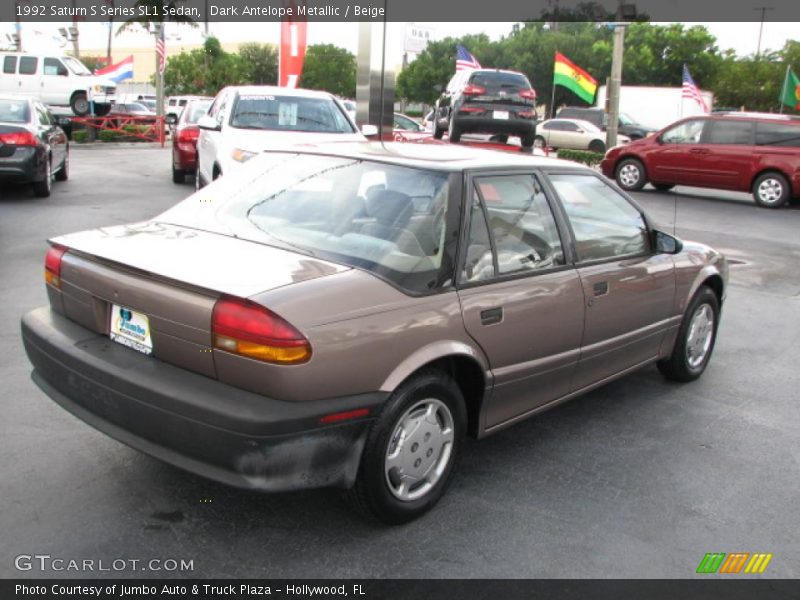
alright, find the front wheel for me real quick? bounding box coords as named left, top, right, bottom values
left=588, top=139, right=606, bottom=153
left=70, top=93, right=89, bottom=116
left=347, top=369, right=466, bottom=524
left=615, top=157, right=647, bottom=191
left=657, top=286, right=719, bottom=382
left=753, top=172, right=790, bottom=208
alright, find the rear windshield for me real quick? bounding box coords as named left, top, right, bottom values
left=0, top=99, right=30, bottom=123
left=160, top=154, right=454, bottom=293
left=185, top=102, right=211, bottom=124
left=469, top=71, right=530, bottom=90
left=230, top=94, right=355, bottom=133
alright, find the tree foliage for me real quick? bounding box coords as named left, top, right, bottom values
left=163, top=37, right=247, bottom=96
left=299, top=44, right=356, bottom=98
left=238, top=42, right=278, bottom=85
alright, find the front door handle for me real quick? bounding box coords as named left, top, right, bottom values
left=480, top=307, right=503, bottom=325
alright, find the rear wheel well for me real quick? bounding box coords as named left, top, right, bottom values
left=403, top=356, right=486, bottom=438
left=702, top=274, right=724, bottom=307
left=750, top=168, right=790, bottom=191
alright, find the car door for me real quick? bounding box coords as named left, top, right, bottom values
left=546, top=172, right=675, bottom=390
left=700, top=118, right=755, bottom=190
left=457, top=171, right=585, bottom=430
left=41, top=57, right=69, bottom=105
left=17, top=56, right=41, bottom=99
left=648, top=118, right=712, bottom=186
left=38, top=103, right=66, bottom=167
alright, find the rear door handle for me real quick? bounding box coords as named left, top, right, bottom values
left=480, top=307, right=503, bottom=325
left=593, top=281, right=609, bottom=296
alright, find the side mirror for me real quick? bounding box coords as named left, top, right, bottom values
left=653, top=230, right=683, bottom=255
left=197, top=115, right=220, bottom=131
left=361, top=124, right=379, bottom=137
left=165, top=114, right=178, bottom=126
left=58, top=68, right=68, bottom=77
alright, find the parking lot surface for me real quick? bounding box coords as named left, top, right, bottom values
left=1, top=145, right=798, bottom=578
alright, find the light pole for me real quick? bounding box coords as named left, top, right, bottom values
left=754, top=6, right=774, bottom=60
left=606, top=23, right=626, bottom=149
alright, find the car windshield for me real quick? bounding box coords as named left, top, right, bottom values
left=185, top=102, right=212, bottom=124
left=0, top=99, right=30, bottom=123
left=230, top=95, right=355, bottom=133
left=128, top=103, right=149, bottom=112
left=63, top=57, right=91, bottom=76
left=160, top=153, right=453, bottom=292
left=619, top=112, right=636, bottom=126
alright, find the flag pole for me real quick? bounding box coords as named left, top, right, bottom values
left=779, top=64, right=789, bottom=114
left=551, top=52, right=557, bottom=119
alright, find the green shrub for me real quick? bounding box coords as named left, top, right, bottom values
left=98, top=129, right=124, bottom=142
left=556, top=149, right=605, bottom=166
left=71, top=130, right=87, bottom=143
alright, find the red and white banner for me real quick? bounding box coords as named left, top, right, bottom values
left=279, top=1, right=307, bottom=88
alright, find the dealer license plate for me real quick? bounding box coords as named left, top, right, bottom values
left=109, top=304, right=153, bottom=355
left=493, top=111, right=510, bottom=120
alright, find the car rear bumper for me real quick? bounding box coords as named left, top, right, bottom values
left=0, top=147, right=43, bottom=183
left=21, top=306, right=387, bottom=492
left=454, top=115, right=535, bottom=135
left=173, top=144, right=198, bottom=171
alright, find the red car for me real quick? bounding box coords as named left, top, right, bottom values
left=170, top=98, right=212, bottom=184
left=601, top=113, right=800, bottom=208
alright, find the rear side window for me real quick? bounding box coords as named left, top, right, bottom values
left=470, top=72, right=530, bottom=90
left=19, top=56, right=37, bottom=75
left=550, top=174, right=649, bottom=262
left=463, top=174, right=565, bottom=282
left=0, top=99, right=30, bottom=123
left=3, top=56, right=17, bottom=74
left=755, top=122, right=800, bottom=147
left=706, top=120, right=754, bottom=145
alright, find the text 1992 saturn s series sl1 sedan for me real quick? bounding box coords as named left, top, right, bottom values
left=21, top=143, right=728, bottom=524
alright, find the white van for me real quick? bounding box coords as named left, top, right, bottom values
left=0, top=52, right=117, bottom=116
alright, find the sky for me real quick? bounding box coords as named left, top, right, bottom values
left=5, top=21, right=797, bottom=64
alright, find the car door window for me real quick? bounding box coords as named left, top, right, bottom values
left=755, top=122, right=800, bottom=147
left=561, top=122, right=579, bottom=132
left=661, top=119, right=706, bottom=144
left=3, top=56, right=17, bottom=74
left=550, top=173, right=649, bottom=262
left=19, top=56, right=37, bottom=75
left=462, top=174, right=565, bottom=283
left=706, top=119, right=753, bottom=145
left=43, top=58, right=66, bottom=76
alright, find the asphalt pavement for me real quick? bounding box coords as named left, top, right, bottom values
left=1, top=145, right=798, bottom=579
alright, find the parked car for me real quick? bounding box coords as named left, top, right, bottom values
left=601, top=113, right=800, bottom=208
left=0, top=52, right=116, bottom=116
left=108, top=102, right=156, bottom=120
left=195, top=86, right=365, bottom=188
left=433, top=69, right=538, bottom=147
left=0, top=95, right=68, bottom=197
left=170, top=98, right=212, bottom=183
left=22, top=142, right=728, bottom=524
left=117, top=93, right=157, bottom=112
left=556, top=106, right=657, bottom=140
left=165, top=95, right=211, bottom=121
left=392, top=112, right=432, bottom=142
left=536, top=118, right=630, bottom=153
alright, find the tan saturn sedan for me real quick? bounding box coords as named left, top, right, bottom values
left=21, top=142, right=728, bottom=524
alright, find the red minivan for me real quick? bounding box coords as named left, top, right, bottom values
left=601, top=113, right=800, bottom=208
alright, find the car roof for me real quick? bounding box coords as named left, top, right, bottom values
left=223, top=86, right=336, bottom=99
left=256, top=141, right=588, bottom=172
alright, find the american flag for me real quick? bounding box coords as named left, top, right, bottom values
left=682, top=65, right=708, bottom=113
left=156, top=24, right=166, bottom=74
left=456, top=45, right=481, bottom=71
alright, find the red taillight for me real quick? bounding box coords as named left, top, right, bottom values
left=211, top=296, right=312, bottom=364
left=517, top=111, right=536, bottom=118
left=176, top=125, right=199, bottom=144
left=459, top=107, right=484, bottom=114
left=462, top=84, right=486, bottom=96
left=519, top=88, right=537, bottom=101
left=0, top=131, right=38, bottom=146
left=44, top=244, right=68, bottom=288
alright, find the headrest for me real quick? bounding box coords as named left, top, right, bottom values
left=365, top=189, right=413, bottom=225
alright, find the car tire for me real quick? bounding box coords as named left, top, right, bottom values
left=70, top=93, right=89, bottom=117
left=653, top=183, right=674, bottom=192
left=94, top=104, right=112, bottom=117
left=32, top=158, right=52, bottom=198
left=520, top=131, right=535, bottom=149
left=657, top=285, right=719, bottom=383
left=433, top=118, right=445, bottom=140
left=172, top=166, right=185, bottom=184
left=588, top=140, right=606, bottom=153
left=615, top=157, right=647, bottom=191
left=347, top=369, right=466, bottom=525
left=54, top=149, right=69, bottom=182
left=447, top=116, right=461, bottom=144
left=752, top=172, right=790, bottom=208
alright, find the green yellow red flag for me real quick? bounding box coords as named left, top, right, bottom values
left=553, top=52, right=598, bottom=104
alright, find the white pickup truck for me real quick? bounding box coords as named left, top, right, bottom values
left=0, top=52, right=117, bottom=116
